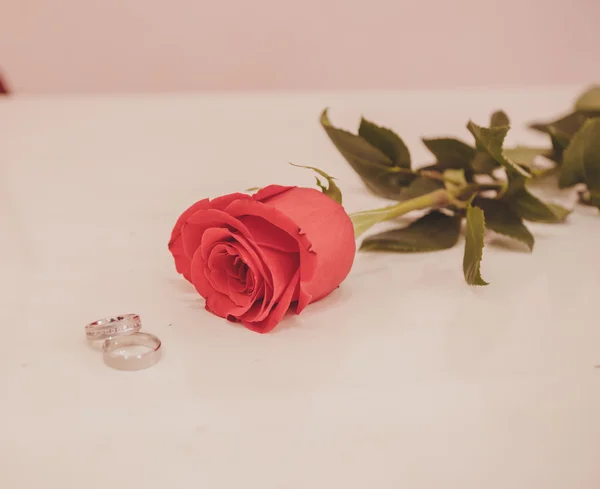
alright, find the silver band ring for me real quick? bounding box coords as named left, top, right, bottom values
left=103, top=332, right=162, bottom=371
left=85, top=314, right=141, bottom=341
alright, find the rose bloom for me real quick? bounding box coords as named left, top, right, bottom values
left=168, top=185, right=356, bottom=333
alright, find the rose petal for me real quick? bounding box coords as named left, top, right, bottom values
left=252, top=185, right=293, bottom=202
left=224, top=198, right=318, bottom=308
left=199, top=227, right=268, bottom=292
left=238, top=215, right=299, bottom=252
left=191, top=226, right=273, bottom=319
left=224, top=256, right=248, bottom=293
left=168, top=199, right=211, bottom=281
left=258, top=246, right=297, bottom=301
left=196, top=225, right=299, bottom=323
left=243, top=266, right=255, bottom=292
left=181, top=209, right=252, bottom=261
left=296, top=278, right=313, bottom=313
left=227, top=272, right=246, bottom=294
left=242, top=270, right=300, bottom=333
left=168, top=193, right=261, bottom=284
left=191, top=249, right=253, bottom=318
left=207, top=246, right=231, bottom=273
left=255, top=186, right=356, bottom=309
left=205, top=290, right=251, bottom=318
left=169, top=198, right=210, bottom=245
left=219, top=273, right=252, bottom=307
left=210, top=192, right=252, bottom=211
left=206, top=246, right=236, bottom=296
left=190, top=249, right=221, bottom=300
left=237, top=245, right=298, bottom=323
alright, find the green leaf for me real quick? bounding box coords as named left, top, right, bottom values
left=245, top=187, right=260, bottom=192
left=559, top=127, right=586, bottom=188
left=503, top=146, right=549, bottom=169
left=528, top=112, right=574, bottom=162
left=547, top=203, right=572, bottom=221
left=490, top=110, right=510, bottom=127
left=463, top=200, right=489, bottom=286
left=360, top=211, right=461, bottom=252
left=560, top=119, right=600, bottom=198
left=470, top=151, right=499, bottom=175
left=468, top=109, right=511, bottom=177
left=290, top=163, right=343, bottom=204
left=320, top=109, right=415, bottom=200
left=529, top=111, right=589, bottom=141
left=358, top=118, right=411, bottom=169
left=315, top=177, right=327, bottom=192
left=474, top=197, right=534, bottom=251
left=560, top=118, right=600, bottom=207
left=421, top=138, right=475, bottom=170
left=585, top=174, right=600, bottom=210
left=548, top=126, right=571, bottom=150
left=574, top=86, right=600, bottom=114
left=514, top=195, right=571, bottom=223
left=503, top=175, right=570, bottom=223
left=547, top=126, right=571, bottom=162
left=396, top=176, right=445, bottom=202
left=467, top=121, right=531, bottom=177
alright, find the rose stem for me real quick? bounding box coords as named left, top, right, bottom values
left=349, top=189, right=450, bottom=237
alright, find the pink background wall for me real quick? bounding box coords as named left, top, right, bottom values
left=1, top=0, right=600, bottom=94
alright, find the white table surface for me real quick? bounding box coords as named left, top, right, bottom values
left=1, top=86, right=599, bottom=489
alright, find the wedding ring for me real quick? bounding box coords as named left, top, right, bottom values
left=85, top=314, right=141, bottom=341
left=102, top=332, right=162, bottom=371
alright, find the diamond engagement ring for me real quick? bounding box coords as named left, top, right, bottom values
left=85, top=314, right=142, bottom=341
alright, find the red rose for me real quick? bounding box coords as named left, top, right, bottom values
left=168, top=185, right=356, bottom=333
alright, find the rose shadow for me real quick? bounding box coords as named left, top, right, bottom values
left=266, top=309, right=304, bottom=332
left=270, top=286, right=354, bottom=333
